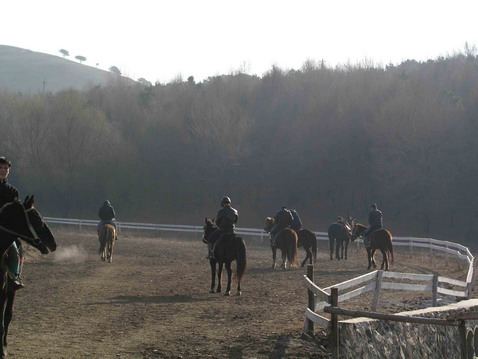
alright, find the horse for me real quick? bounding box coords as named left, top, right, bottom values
left=0, top=195, right=57, bottom=358
left=327, top=223, right=351, bottom=260
left=350, top=219, right=394, bottom=271
left=202, top=218, right=247, bottom=296
left=99, top=224, right=116, bottom=263
left=263, top=217, right=299, bottom=270
left=296, top=229, right=317, bottom=267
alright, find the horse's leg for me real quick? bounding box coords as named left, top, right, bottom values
left=209, top=260, right=216, bottom=293
left=236, top=263, right=242, bottom=296
left=3, top=290, right=14, bottom=355
left=329, top=239, right=334, bottom=260
left=336, top=240, right=341, bottom=260
left=280, top=250, right=287, bottom=269
left=216, top=263, right=223, bottom=293
left=344, top=240, right=348, bottom=260
left=271, top=246, right=277, bottom=269
left=0, top=278, right=8, bottom=358
left=366, top=247, right=371, bottom=269
left=224, top=262, right=232, bottom=296
left=301, top=246, right=311, bottom=267
left=371, top=248, right=377, bottom=269
left=107, top=240, right=113, bottom=263
left=380, top=248, right=388, bottom=271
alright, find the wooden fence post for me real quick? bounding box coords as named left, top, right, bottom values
left=306, top=264, right=315, bottom=335
left=432, top=275, right=438, bottom=306
left=458, top=320, right=467, bottom=359
left=372, top=270, right=383, bottom=311
left=330, top=288, right=339, bottom=359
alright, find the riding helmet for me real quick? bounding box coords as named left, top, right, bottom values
left=221, top=196, right=231, bottom=206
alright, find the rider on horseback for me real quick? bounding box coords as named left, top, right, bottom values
left=363, top=203, right=383, bottom=246
left=97, top=200, right=118, bottom=239
left=207, top=196, right=238, bottom=259
left=270, top=206, right=293, bottom=247
left=0, top=157, right=25, bottom=290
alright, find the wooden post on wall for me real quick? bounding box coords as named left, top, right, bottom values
left=306, top=264, right=315, bottom=335
left=330, top=287, right=339, bottom=359
left=371, top=270, right=383, bottom=311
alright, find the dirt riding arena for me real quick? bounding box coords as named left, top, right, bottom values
left=10, top=227, right=475, bottom=359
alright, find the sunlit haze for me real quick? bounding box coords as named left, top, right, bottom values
left=2, top=0, right=477, bottom=83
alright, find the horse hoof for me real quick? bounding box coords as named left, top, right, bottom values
left=224, top=292, right=230, bottom=296
left=237, top=291, right=242, bottom=296
left=209, top=290, right=215, bottom=293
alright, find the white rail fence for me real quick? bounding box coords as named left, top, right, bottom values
left=302, top=236, right=475, bottom=331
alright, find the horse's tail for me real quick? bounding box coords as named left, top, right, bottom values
left=388, top=232, right=394, bottom=267
left=290, top=232, right=299, bottom=268
left=234, top=237, right=247, bottom=282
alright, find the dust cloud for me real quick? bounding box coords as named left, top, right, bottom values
left=53, top=245, right=88, bottom=264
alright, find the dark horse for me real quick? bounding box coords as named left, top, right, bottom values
left=296, top=229, right=317, bottom=267
left=99, top=224, right=116, bottom=263
left=0, top=196, right=57, bottom=358
left=350, top=219, right=394, bottom=271
left=264, top=217, right=299, bottom=270
left=202, top=219, right=247, bottom=296
left=327, top=223, right=351, bottom=260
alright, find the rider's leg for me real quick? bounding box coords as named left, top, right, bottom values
left=208, top=230, right=223, bottom=259
left=7, top=241, right=24, bottom=290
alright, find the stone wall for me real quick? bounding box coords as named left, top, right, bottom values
left=338, top=299, right=478, bottom=359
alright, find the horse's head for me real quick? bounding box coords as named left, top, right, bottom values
left=264, top=217, right=275, bottom=232
left=203, top=218, right=217, bottom=242
left=23, top=195, right=57, bottom=253
left=350, top=218, right=366, bottom=242
left=0, top=198, right=49, bottom=254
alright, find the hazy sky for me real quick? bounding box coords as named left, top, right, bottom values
left=2, top=0, right=477, bottom=83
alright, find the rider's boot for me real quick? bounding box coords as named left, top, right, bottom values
left=7, top=243, right=25, bottom=290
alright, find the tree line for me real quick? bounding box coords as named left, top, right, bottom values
left=1, top=51, right=477, bottom=247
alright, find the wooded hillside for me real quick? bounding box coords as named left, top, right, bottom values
left=1, top=52, right=477, bottom=247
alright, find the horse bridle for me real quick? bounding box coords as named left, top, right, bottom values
left=0, top=206, right=42, bottom=245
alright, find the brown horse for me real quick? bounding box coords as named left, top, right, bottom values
left=202, top=219, right=246, bottom=296
left=99, top=224, right=116, bottom=263
left=264, top=217, right=299, bottom=270
left=0, top=196, right=57, bottom=358
left=350, top=219, right=394, bottom=271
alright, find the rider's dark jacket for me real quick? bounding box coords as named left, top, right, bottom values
left=99, top=201, right=116, bottom=221
left=215, top=205, right=238, bottom=233
left=290, top=209, right=302, bottom=231
left=0, top=179, right=19, bottom=208
left=368, top=209, right=383, bottom=229
left=272, top=208, right=293, bottom=235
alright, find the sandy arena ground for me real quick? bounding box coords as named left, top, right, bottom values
left=7, top=227, right=473, bottom=359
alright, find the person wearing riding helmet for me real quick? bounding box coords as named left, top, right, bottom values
left=207, top=196, right=238, bottom=260
left=269, top=206, right=293, bottom=247
left=0, top=156, right=25, bottom=290
left=363, top=203, right=383, bottom=246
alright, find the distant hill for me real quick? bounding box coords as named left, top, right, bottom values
left=0, top=45, right=135, bottom=93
